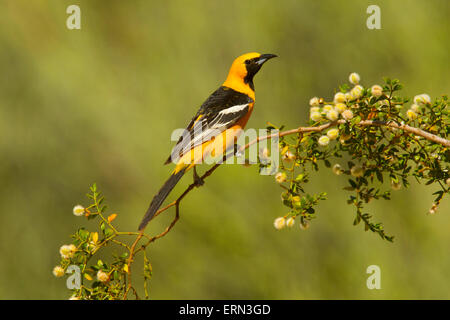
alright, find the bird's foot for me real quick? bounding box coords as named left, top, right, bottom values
left=193, top=167, right=204, bottom=187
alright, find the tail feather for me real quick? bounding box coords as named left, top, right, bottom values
left=138, top=168, right=186, bottom=230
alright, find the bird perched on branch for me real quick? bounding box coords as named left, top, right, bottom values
left=138, top=52, right=277, bottom=231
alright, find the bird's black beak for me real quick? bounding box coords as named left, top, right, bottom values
left=257, top=54, right=278, bottom=65
left=244, top=53, right=277, bottom=89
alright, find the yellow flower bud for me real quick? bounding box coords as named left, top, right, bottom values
left=334, top=103, right=347, bottom=113
left=350, top=85, right=363, bottom=99
left=322, top=104, right=333, bottom=112
left=310, top=111, right=322, bottom=122
left=73, top=205, right=85, bottom=217
left=349, top=72, right=361, bottom=85
left=309, top=97, right=320, bottom=107
left=59, top=244, right=77, bottom=259
left=275, top=172, right=287, bottom=183
left=334, top=92, right=346, bottom=103
left=53, top=266, right=65, bottom=278
left=273, top=217, right=286, bottom=230
left=286, top=217, right=295, bottom=227
left=406, top=109, right=418, bottom=120
left=371, top=85, right=383, bottom=98
left=414, top=94, right=431, bottom=105
left=97, top=270, right=109, bottom=282
left=326, top=109, right=339, bottom=121
left=342, top=109, right=354, bottom=120
left=326, top=128, right=339, bottom=140
left=318, top=135, right=330, bottom=146
left=310, top=106, right=320, bottom=113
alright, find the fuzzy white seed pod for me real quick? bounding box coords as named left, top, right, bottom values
left=286, top=217, right=295, bottom=227
left=446, top=178, right=450, bottom=186
left=309, top=97, right=320, bottom=107
left=406, top=109, right=418, bottom=120
left=332, top=164, right=342, bottom=175
left=53, top=266, right=65, bottom=278
left=327, top=128, right=339, bottom=140
left=310, top=111, right=322, bottom=122
left=371, top=85, right=383, bottom=98
left=97, top=270, right=109, bottom=282
left=334, top=92, right=346, bottom=103
left=326, top=109, right=339, bottom=121
left=342, top=109, right=354, bottom=120
left=421, top=94, right=431, bottom=104
left=318, top=135, right=330, bottom=146
left=350, top=85, right=364, bottom=99
left=275, top=172, right=287, bottom=183
left=310, top=106, right=320, bottom=113
left=322, top=105, right=333, bottom=112
left=334, top=103, right=347, bottom=114
left=414, top=94, right=431, bottom=105
left=350, top=165, right=364, bottom=177
left=59, top=244, right=77, bottom=259
left=349, top=72, right=360, bottom=85
left=274, top=217, right=286, bottom=230
left=73, top=205, right=85, bottom=217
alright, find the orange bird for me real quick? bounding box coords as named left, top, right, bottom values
left=138, top=52, right=277, bottom=230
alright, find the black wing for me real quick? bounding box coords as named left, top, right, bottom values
left=164, top=86, right=253, bottom=164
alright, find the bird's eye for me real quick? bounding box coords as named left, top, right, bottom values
left=244, top=59, right=250, bottom=65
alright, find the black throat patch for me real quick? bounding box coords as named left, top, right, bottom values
left=243, top=58, right=262, bottom=91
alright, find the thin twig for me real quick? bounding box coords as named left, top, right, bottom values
left=123, top=119, right=449, bottom=298
left=239, top=120, right=450, bottom=152
left=124, top=163, right=222, bottom=298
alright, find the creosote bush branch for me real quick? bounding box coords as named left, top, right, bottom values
left=54, top=74, right=449, bottom=299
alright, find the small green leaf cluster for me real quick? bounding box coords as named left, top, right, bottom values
left=270, top=75, right=448, bottom=241
left=53, top=184, right=148, bottom=300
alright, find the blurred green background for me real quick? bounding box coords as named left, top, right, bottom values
left=0, top=0, right=449, bottom=299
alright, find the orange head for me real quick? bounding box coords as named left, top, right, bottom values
left=223, top=52, right=277, bottom=97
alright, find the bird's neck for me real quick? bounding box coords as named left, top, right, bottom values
left=222, top=74, right=255, bottom=101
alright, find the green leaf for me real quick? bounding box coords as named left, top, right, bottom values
left=376, top=171, right=384, bottom=183
left=104, top=228, right=114, bottom=237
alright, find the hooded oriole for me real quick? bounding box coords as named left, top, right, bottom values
left=138, top=52, right=277, bottom=230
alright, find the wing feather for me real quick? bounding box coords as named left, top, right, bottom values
left=165, top=86, right=252, bottom=164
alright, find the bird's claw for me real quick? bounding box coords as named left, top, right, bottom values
left=193, top=167, right=204, bottom=187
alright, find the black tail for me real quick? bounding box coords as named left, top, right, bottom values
left=138, top=169, right=186, bottom=230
